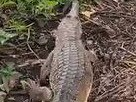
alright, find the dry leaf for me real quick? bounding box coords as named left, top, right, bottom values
left=123, top=60, right=136, bottom=68
left=20, top=80, right=31, bottom=90
left=124, top=61, right=136, bottom=65
left=81, top=10, right=96, bottom=17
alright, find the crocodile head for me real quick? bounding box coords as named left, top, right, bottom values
left=66, top=0, right=79, bottom=19
left=55, top=0, right=82, bottom=43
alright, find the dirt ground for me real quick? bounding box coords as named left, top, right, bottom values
left=0, top=0, right=136, bottom=102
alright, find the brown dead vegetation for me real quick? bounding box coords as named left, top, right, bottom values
left=81, top=0, right=136, bottom=102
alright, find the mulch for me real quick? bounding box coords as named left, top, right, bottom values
left=81, top=0, right=136, bottom=102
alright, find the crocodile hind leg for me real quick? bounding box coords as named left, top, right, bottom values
left=40, top=51, right=54, bottom=84
left=76, top=50, right=97, bottom=102
left=88, top=50, right=97, bottom=63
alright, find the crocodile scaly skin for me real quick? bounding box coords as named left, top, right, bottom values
left=41, top=0, right=94, bottom=102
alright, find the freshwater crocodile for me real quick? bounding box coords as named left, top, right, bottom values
left=40, top=0, right=96, bottom=102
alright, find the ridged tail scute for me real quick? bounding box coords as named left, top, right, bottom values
left=52, top=92, right=74, bottom=102
left=67, top=0, right=79, bottom=18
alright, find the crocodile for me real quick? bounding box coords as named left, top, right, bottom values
left=40, top=0, right=97, bottom=102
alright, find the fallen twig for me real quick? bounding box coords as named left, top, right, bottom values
left=17, top=59, right=46, bottom=68
left=95, top=76, right=136, bottom=101
left=119, top=47, right=136, bottom=57
left=26, top=28, right=41, bottom=60
left=9, top=90, right=27, bottom=95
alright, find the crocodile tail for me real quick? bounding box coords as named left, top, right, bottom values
left=52, top=92, right=74, bottom=102
left=67, top=0, right=79, bottom=18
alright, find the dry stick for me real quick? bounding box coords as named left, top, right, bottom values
left=82, top=16, right=115, bottom=35
left=99, top=12, right=136, bottom=20
left=17, top=59, right=46, bottom=68
left=95, top=76, right=136, bottom=101
left=26, top=28, right=41, bottom=61
left=94, top=68, right=131, bottom=93
left=119, top=47, right=136, bottom=57
left=9, top=90, right=27, bottom=95
left=81, top=16, right=100, bottom=25
left=92, top=71, right=126, bottom=95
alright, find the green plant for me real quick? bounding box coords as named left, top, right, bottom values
left=0, top=65, right=16, bottom=94
left=0, top=30, right=17, bottom=45
left=0, top=64, right=21, bottom=101
left=0, top=1, right=16, bottom=9
left=8, top=19, right=28, bottom=32
left=0, top=0, right=69, bottom=47
left=0, top=66, right=16, bottom=80
left=15, top=0, right=61, bottom=18
left=0, top=0, right=12, bottom=5
left=15, top=0, right=39, bottom=15
left=36, top=0, right=58, bottom=18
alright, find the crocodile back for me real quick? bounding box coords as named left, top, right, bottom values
left=50, top=40, right=93, bottom=102
left=50, top=0, right=93, bottom=102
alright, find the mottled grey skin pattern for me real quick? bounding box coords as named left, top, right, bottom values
left=40, top=0, right=95, bottom=102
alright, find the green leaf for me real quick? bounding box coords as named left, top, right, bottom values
left=9, top=20, right=28, bottom=32
left=0, top=30, right=17, bottom=45
left=0, top=1, right=16, bottom=9
left=36, top=0, right=58, bottom=17
left=46, top=1, right=58, bottom=8
left=0, top=66, right=15, bottom=78
left=0, top=65, right=19, bottom=93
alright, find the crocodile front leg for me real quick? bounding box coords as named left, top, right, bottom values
left=26, top=79, right=52, bottom=102
left=25, top=52, right=54, bottom=102
left=40, top=51, right=54, bottom=84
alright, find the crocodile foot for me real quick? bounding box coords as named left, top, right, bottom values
left=22, top=78, right=52, bottom=102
